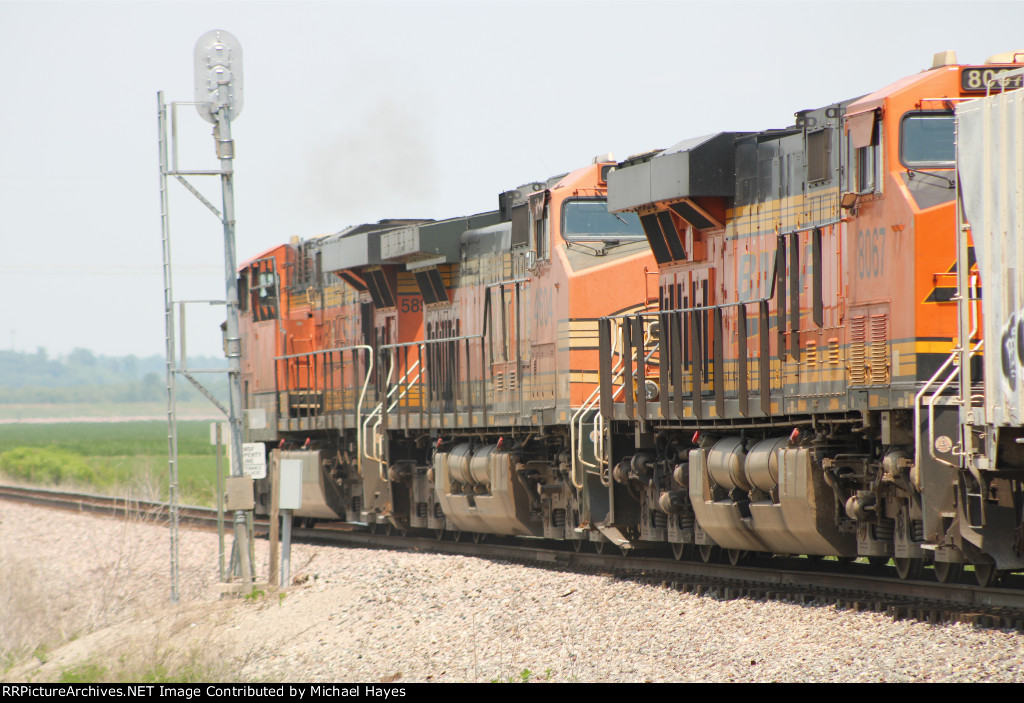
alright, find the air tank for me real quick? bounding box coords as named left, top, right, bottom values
left=707, top=437, right=750, bottom=491
left=744, top=437, right=789, bottom=493
left=445, top=442, right=495, bottom=487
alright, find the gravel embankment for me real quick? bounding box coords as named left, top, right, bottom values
left=2, top=499, right=1023, bottom=683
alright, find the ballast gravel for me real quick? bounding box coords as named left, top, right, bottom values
left=2, top=499, right=1023, bottom=683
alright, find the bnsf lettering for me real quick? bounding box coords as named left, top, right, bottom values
left=738, top=250, right=780, bottom=298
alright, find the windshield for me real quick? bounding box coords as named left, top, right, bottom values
left=561, top=198, right=645, bottom=242
left=900, top=112, right=955, bottom=168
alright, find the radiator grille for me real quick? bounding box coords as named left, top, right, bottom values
left=849, top=315, right=867, bottom=384
left=869, top=312, right=889, bottom=384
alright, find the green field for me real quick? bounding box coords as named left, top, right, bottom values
left=0, top=400, right=221, bottom=421
left=0, top=421, right=223, bottom=506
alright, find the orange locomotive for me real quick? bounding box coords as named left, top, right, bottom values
left=596, top=51, right=1024, bottom=583
left=237, top=157, right=656, bottom=541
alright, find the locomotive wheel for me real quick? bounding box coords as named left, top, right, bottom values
left=671, top=542, right=694, bottom=561
left=933, top=561, right=963, bottom=584
left=451, top=529, right=463, bottom=543
left=472, top=532, right=486, bottom=544
left=974, top=563, right=1003, bottom=587
left=383, top=523, right=394, bottom=537
left=698, top=544, right=719, bottom=563
left=894, top=557, right=923, bottom=580
left=726, top=549, right=749, bottom=567
left=368, top=521, right=378, bottom=535
left=434, top=528, right=446, bottom=541
left=571, top=539, right=585, bottom=553
left=593, top=540, right=608, bottom=555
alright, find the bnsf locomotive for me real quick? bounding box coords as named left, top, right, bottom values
left=237, top=51, right=1024, bottom=586
left=239, top=158, right=655, bottom=544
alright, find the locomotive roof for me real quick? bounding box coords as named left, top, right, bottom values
left=307, top=210, right=501, bottom=272
left=607, top=131, right=747, bottom=213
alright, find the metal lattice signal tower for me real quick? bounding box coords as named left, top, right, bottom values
left=158, top=30, right=252, bottom=602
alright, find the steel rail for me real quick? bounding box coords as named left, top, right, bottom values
left=3, top=483, right=1023, bottom=627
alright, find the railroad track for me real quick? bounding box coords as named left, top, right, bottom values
left=0, top=483, right=227, bottom=529
left=3, top=482, right=1024, bottom=630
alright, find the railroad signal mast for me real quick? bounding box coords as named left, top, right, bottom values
left=158, top=29, right=253, bottom=601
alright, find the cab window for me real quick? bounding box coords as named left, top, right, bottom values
left=900, top=111, right=955, bottom=168
left=561, top=198, right=645, bottom=242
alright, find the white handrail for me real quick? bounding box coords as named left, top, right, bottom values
left=276, top=344, right=375, bottom=477
left=374, top=365, right=426, bottom=480
left=353, top=346, right=374, bottom=476
left=571, top=318, right=660, bottom=489
left=570, top=327, right=620, bottom=489
left=362, top=364, right=396, bottom=469
left=914, top=276, right=979, bottom=470
left=362, top=352, right=427, bottom=480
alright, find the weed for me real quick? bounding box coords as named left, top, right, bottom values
left=490, top=667, right=552, bottom=683
left=45, top=640, right=254, bottom=684
left=244, top=588, right=266, bottom=602
left=57, top=663, right=107, bottom=683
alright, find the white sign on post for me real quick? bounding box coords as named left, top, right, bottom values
left=241, top=442, right=267, bottom=479
left=209, top=422, right=229, bottom=445
left=279, top=459, right=303, bottom=510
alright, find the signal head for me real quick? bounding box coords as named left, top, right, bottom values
left=194, top=29, right=244, bottom=123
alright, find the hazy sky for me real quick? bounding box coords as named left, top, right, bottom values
left=2, top=0, right=1023, bottom=360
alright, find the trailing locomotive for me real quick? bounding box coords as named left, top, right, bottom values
left=236, top=50, right=1024, bottom=586
left=238, top=157, right=655, bottom=543
left=595, top=51, right=1024, bottom=584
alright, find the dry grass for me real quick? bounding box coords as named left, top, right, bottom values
left=0, top=552, right=64, bottom=671
left=44, top=605, right=266, bottom=683
left=0, top=504, right=259, bottom=683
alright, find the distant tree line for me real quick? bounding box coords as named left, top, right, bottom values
left=0, top=348, right=228, bottom=404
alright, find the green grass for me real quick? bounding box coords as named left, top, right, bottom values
left=57, top=663, right=108, bottom=683
left=0, top=421, right=222, bottom=506
left=51, top=648, right=249, bottom=684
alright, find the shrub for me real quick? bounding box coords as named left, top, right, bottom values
left=0, top=447, right=103, bottom=486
